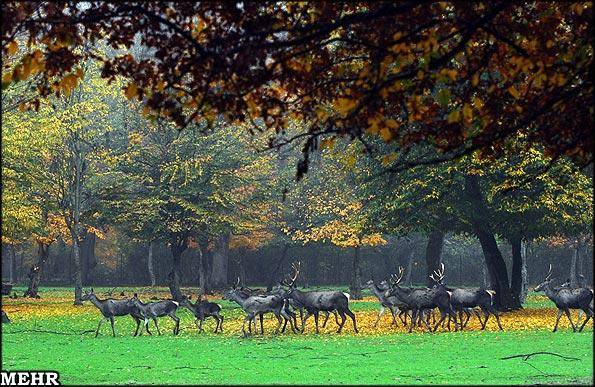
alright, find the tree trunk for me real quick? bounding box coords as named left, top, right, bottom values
left=237, top=249, right=247, bottom=286
left=464, top=174, right=519, bottom=310
left=196, top=246, right=212, bottom=294
left=10, top=245, right=17, bottom=283
left=72, top=235, right=83, bottom=305
left=23, top=242, right=50, bottom=298
left=81, top=231, right=96, bottom=286
left=510, top=236, right=523, bottom=306
left=168, top=237, right=187, bottom=301
left=267, top=243, right=290, bottom=291
left=570, top=243, right=579, bottom=287
left=147, top=241, right=156, bottom=286
left=425, top=230, right=445, bottom=287
left=520, top=240, right=529, bottom=303
left=349, top=246, right=363, bottom=299
left=482, top=260, right=490, bottom=288
left=210, top=232, right=230, bottom=289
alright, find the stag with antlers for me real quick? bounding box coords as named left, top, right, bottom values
left=387, top=266, right=459, bottom=333
left=429, top=264, right=503, bottom=331
left=535, top=264, right=593, bottom=332
left=284, top=262, right=358, bottom=334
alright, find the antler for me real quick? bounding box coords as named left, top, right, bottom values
left=390, top=266, right=404, bottom=285
left=544, top=264, right=553, bottom=281
left=432, top=263, right=446, bottom=282
left=287, top=261, right=301, bottom=286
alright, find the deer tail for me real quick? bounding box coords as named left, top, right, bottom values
left=172, top=301, right=179, bottom=307
left=343, top=292, right=351, bottom=301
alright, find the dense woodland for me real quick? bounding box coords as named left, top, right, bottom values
left=1, top=2, right=593, bottom=311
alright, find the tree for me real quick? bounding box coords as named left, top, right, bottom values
left=284, top=143, right=386, bottom=298
left=2, top=2, right=592, bottom=177
left=2, top=51, right=112, bottom=302
left=100, top=114, right=275, bottom=299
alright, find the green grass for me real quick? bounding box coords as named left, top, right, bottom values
left=1, top=287, right=592, bottom=385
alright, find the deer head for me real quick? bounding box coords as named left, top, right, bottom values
left=80, top=288, right=94, bottom=301
left=534, top=264, right=554, bottom=292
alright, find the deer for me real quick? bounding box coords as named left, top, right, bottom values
left=223, top=278, right=297, bottom=336
left=235, top=281, right=298, bottom=334
left=429, top=264, right=503, bottom=331
left=130, top=293, right=181, bottom=335
left=387, top=266, right=459, bottom=333
left=179, top=294, right=223, bottom=333
left=365, top=279, right=409, bottom=327
left=80, top=288, right=146, bottom=337
left=269, top=282, right=342, bottom=330
left=283, top=262, right=358, bottom=334
left=534, top=264, right=593, bottom=332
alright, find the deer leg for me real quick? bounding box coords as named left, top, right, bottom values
left=345, top=308, right=358, bottom=333
left=564, top=309, right=576, bottom=332
left=389, top=307, right=398, bottom=326
left=274, top=313, right=283, bottom=334
left=553, top=309, right=564, bottom=332
left=259, top=314, right=265, bottom=334
left=132, top=316, right=141, bottom=336
left=95, top=318, right=106, bottom=337
left=171, top=313, right=180, bottom=335
left=153, top=318, right=161, bottom=335
left=242, top=314, right=252, bottom=337
left=408, top=310, right=417, bottom=333
left=109, top=316, right=116, bottom=337
left=313, top=311, right=320, bottom=334
left=578, top=308, right=592, bottom=332
left=457, top=310, right=465, bottom=331
left=336, top=310, right=347, bottom=333
left=463, top=309, right=471, bottom=328
left=301, top=311, right=310, bottom=333
left=491, top=308, right=503, bottom=331
left=198, top=317, right=205, bottom=333
left=399, top=310, right=407, bottom=326
left=432, top=310, right=447, bottom=332
left=374, top=306, right=385, bottom=327
left=321, top=311, right=330, bottom=328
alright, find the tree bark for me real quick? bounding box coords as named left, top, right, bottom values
left=168, top=236, right=187, bottom=301
left=570, top=243, right=579, bottom=287
left=72, top=235, right=83, bottom=305
left=197, top=246, right=211, bottom=294
left=266, top=243, right=290, bottom=291
left=425, top=230, right=445, bottom=287
left=23, top=242, right=50, bottom=298
left=147, top=241, right=156, bottom=286
left=81, top=231, right=96, bottom=285
left=210, top=232, right=230, bottom=289
left=10, top=245, right=17, bottom=283
left=520, top=240, right=529, bottom=303
left=349, top=246, right=363, bottom=299
left=510, top=236, right=523, bottom=306
left=464, top=174, right=519, bottom=311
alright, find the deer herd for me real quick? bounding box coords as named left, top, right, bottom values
left=81, top=262, right=593, bottom=338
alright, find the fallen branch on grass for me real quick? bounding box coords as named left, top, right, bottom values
left=500, top=352, right=580, bottom=361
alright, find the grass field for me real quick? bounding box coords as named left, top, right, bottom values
left=1, top=286, right=593, bottom=385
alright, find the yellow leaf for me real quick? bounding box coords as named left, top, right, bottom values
left=472, top=96, right=484, bottom=110
left=507, top=86, right=520, bottom=99
left=462, top=103, right=473, bottom=121
left=447, top=109, right=461, bottom=123
left=334, top=97, right=357, bottom=116
left=379, top=126, right=393, bottom=142
left=125, top=83, right=139, bottom=100
left=7, top=41, right=17, bottom=55
left=472, top=73, right=479, bottom=87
